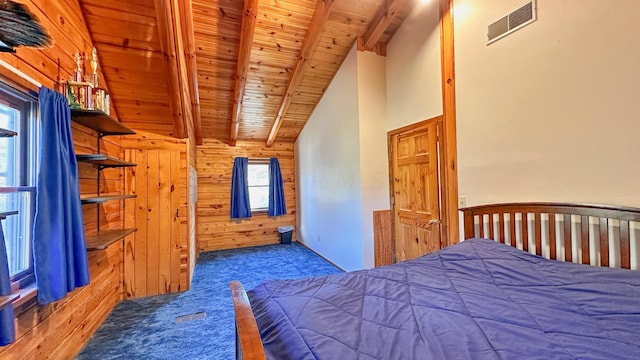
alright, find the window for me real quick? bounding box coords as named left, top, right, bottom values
left=247, top=160, right=269, bottom=211
left=0, top=84, right=37, bottom=288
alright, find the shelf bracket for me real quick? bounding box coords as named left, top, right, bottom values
left=96, top=131, right=101, bottom=231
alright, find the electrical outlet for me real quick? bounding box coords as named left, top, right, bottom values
left=458, top=196, right=467, bottom=208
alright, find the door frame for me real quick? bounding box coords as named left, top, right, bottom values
left=387, top=115, right=448, bottom=262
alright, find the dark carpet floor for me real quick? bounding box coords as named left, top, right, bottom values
left=75, top=243, right=342, bottom=360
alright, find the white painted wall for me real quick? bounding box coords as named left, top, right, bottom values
left=297, top=0, right=640, bottom=266
left=296, top=0, right=445, bottom=270
left=357, top=51, right=390, bottom=268
left=386, top=0, right=443, bottom=129
left=295, top=46, right=364, bottom=271
left=455, top=0, right=640, bottom=207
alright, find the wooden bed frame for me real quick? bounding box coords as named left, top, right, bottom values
left=462, top=202, right=640, bottom=269
left=230, top=202, right=640, bottom=360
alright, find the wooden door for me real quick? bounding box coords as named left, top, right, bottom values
left=124, top=148, right=183, bottom=298
left=390, top=119, right=441, bottom=262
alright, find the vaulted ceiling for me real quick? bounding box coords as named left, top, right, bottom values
left=80, top=0, right=415, bottom=145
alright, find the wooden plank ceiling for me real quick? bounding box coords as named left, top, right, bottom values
left=80, top=0, right=413, bottom=145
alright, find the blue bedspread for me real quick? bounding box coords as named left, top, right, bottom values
left=248, top=238, right=640, bottom=359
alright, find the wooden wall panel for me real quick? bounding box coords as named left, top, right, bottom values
left=74, top=124, right=126, bottom=237
left=197, top=140, right=296, bottom=251
left=122, top=133, right=191, bottom=298
left=373, top=210, right=392, bottom=267
left=0, top=240, right=123, bottom=359
left=0, top=0, right=126, bottom=357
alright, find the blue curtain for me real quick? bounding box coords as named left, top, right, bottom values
left=230, top=157, right=251, bottom=219
left=0, top=222, right=15, bottom=345
left=33, top=87, right=89, bottom=305
left=268, top=158, right=286, bottom=217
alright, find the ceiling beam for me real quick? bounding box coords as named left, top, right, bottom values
left=361, top=0, right=409, bottom=53
left=357, top=37, right=386, bottom=57
left=229, top=0, right=259, bottom=146
left=180, top=0, right=204, bottom=145
left=172, top=0, right=198, bottom=140
left=265, top=0, right=335, bottom=147
left=154, top=0, right=187, bottom=139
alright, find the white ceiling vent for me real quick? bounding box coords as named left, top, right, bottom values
left=487, top=0, right=536, bottom=45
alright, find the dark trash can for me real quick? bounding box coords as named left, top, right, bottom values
left=277, top=225, right=294, bottom=244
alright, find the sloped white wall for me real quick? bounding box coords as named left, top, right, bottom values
left=455, top=0, right=640, bottom=207
left=296, top=0, right=445, bottom=270
left=357, top=50, right=390, bottom=268
left=295, top=46, right=364, bottom=271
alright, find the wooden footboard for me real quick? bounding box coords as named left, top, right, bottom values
left=229, top=281, right=266, bottom=360
left=461, top=202, right=640, bottom=270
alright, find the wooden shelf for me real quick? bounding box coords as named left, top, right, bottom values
left=81, top=195, right=136, bottom=204
left=76, top=154, right=136, bottom=168
left=0, top=128, right=17, bottom=137
left=86, top=228, right=137, bottom=251
left=0, top=210, right=18, bottom=219
left=70, top=109, right=136, bottom=136
left=0, top=294, right=19, bottom=309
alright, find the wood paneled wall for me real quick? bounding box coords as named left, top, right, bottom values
left=0, top=1, right=125, bottom=356
left=0, top=242, right=122, bottom=359
left=122, top=133, right=191, bottom=298
left=0, top=80, right=125, bottom=357
left=197, top=140, right=296, bottom=251
left=76, top=125, right=126, bottom=236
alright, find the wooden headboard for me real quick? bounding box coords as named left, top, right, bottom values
left=460, top=202, right=640, bottom=270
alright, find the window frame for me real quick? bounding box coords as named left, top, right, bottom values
left=0, top=82, right=38, bottom=293
left=247, top=159, right=270, bottom=213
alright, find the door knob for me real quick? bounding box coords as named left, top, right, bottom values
left=429, top=219, right=441, bottom=225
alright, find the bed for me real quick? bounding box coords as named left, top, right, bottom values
left=230, top=203, right=640, bottom=359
